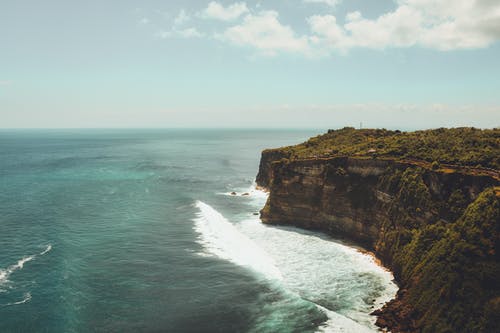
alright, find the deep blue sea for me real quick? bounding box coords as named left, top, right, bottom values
left=0, top=129, right=397, bottom=333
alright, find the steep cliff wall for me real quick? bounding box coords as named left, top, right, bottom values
left=259, top=156, right=394, bottom=247
left=257, top=148, right=500, bottom=333
left=256, top=148, right=291, bottom=189
left=258, top=152, right=496, bottom=248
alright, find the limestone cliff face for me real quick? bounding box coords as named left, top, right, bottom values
left=259, top=156, right=390, bottom=247
left=256, top=149, right=291, bottom=189
left=258, top=151, right=496, bottom=251
left=256, top=149, right=500, bottom=333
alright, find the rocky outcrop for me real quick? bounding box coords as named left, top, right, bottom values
left=257, top=148, right=500, bottom=333
left=258, top=152, right=496, bottom=248
left=260, top=156, right=392, bottom=247
left=256, top=148, right=291, bottom=189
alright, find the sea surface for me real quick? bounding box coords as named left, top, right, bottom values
left=0, top=129, right=397, bottom=333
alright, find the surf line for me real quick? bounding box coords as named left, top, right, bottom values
left=192, top=201, right=375, bottom=332
left=1, top=292, right=32, bottom=307
left=0, top=244, right=52, bottom=288
left=193, top=201, right=282, bottom=281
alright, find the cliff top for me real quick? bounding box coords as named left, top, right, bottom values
left=265, top=127, right=500, bottom=172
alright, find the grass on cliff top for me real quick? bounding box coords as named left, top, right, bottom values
left=268, top=127, right=500, bottom=170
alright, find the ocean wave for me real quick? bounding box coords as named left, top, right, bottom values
left=0, top=256, right=35, bottom=287
left=193, top=201, right=282, bottom=281
left=236, top=214, right=398, bottom=330
left=40, top=244, right=52, bottom=255
left=193, top=200, right=383, bottom=332
left=0, top=244, right=52, bottom=287
left=2, top=292, right=32, bottom=307
left=222, top=186, right=397, bottom=330
left=315, top=304, right=374, bottom=333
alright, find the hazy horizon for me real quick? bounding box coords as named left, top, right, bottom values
left=0, top=123, right=498, bottom=131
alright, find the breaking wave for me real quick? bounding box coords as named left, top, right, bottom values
left=192, top=201, right=389, bottom=332
left=193, top=201, right=282, bottom=281
left=0, top=244, right=52, bottom=296
left=2, top=292, right=32, bottom=307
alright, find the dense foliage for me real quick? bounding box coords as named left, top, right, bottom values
left=404, top=189, right=499, bottom=332
left=375, top=166, right=500, bottom=332
left=270, top=127, right=500, bottom=170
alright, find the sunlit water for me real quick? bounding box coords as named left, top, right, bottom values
left=0, top=129, right=397, bottom=332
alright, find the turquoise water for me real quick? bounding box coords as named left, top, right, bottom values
left=0, top=129, right=397, bottom=332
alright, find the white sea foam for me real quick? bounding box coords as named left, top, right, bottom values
left=0, top=244, right=52, bottom=288
left=219, top=183, right=269, bottom=201
left=0, top=256, right=34, bottom=287
left=222, top=185, right=398, bottom=330
left=241, top=191, right=397, bottom=329
left=0, top=271, right=6, bottom=287
left=193, top=201, right=282, bottom=281
left=16, top=256, right=35, bottom=270
left=236, top=217, right=398, bottom=329
left=40, top=244, right=52, bottom=255
left=4, top=292, right=32, bottom=306
left=193, top=198, right=396, bottom=332
left=316, top=304, right=374, bottom=333
left=244, top=184, right=269, bottom=205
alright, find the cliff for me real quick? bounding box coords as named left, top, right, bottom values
left=256, top=128, right=500, bottom=333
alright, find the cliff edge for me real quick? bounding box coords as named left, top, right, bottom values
left=256, top=127, right=500, bottom=333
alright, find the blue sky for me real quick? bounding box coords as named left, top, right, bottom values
left=1, top=0, right=500, bottom=129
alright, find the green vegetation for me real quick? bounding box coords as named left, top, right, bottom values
left=268, top=127, right=500, bottom=170
left=260, top=127, right=500, bottom=332
left=375, top=165, right=500, bottom=332
left=403, top=189, right=499, bottom=332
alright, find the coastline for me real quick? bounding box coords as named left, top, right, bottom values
left=256, top=214, right=399, bottom=329
left=248, top=186, right=398, bottom=331
left=222, top=184, right=398, bottom=331
left=255, top=128, right=500, bottom=332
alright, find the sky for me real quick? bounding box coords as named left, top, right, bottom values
left=1, top=0, right=500, bottom=129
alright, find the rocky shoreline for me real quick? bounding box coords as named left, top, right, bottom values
left=256, top=144, right=500, bottom=332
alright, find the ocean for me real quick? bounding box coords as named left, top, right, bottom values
left=0, top=129, right=397, bottom=333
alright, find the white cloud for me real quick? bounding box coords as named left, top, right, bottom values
left=308, top=0, right=500, bottom=52
left=158, top=27, right=204, bottom=39
left=202, top=1, right=249, bottom=21
left=152, top=0, right=500, bottom=56
left=174, top=9, right=190, bottom=26
left=303, top=0, right=341, bottom=8
left=178, top=27, right=204, bottom=38
left=157, top=9, right=203, bottom=39
left=345, top=11, right=361, bottom=22
left=308, top=15, right=345, bottom=46
left=221, top=10, right=312, bottom=56
left=139, top=17, right=150, bottom=25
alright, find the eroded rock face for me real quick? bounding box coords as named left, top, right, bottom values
left=256, top=148, right=290, bottom=189
left=260, top=157, right=386, bottom=247
left=259, top=154, right=496, bottom=249
left=256, top=150, right=500, bottom=332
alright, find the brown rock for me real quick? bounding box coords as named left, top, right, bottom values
left=256, top=151, right=499, bottom=333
